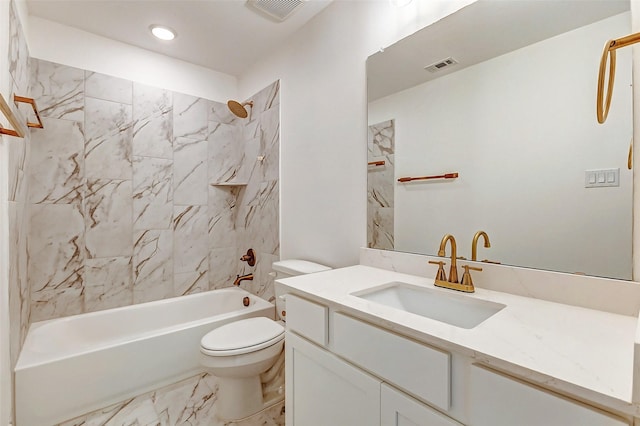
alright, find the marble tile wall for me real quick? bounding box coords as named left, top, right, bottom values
left=28, top=59, right=280, bottom=321
left=6, top=0, right=32, bottom=374
left=56, top=372, right=285, bottom=426
left=367, top=119, right=395, bottom=250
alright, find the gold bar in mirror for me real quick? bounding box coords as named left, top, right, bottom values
left=397, top=172, right=458, bottom=183
left=597, top=31, right=640, bottom=124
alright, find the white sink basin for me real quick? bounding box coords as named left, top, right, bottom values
left=352, top=282, right=505, bottom=329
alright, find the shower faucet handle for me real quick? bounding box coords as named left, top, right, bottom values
left=240, top=248, right=256, bottom=267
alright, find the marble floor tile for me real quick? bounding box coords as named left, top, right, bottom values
left=153, top=373, right=219, bottom=425
left=225, top=400, right=285, bottom=426
left=56, top=374, right=222, bottom=426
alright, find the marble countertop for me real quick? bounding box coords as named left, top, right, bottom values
left=276, top=265, right=639, bottom=416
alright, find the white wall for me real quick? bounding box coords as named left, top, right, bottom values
left=368, top=13, right=633, bottom=279
left=28, top=16, right=238, bottom=102
left=238, top=0, right=475, bottom=267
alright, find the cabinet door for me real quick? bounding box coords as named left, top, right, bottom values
left=286, top=332, right=381, bottom=426
left=381, top=384, right=462, bottom=426
left=469, top=365, right=629, bottom=426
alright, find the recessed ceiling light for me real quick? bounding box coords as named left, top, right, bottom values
left=150, top=25, right=176, bottom=41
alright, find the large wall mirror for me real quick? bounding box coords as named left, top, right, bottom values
left=367, top=0, right=633, bottom=280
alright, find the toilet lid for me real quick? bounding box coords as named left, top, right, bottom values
left=200, top=317, right=284, bottom=356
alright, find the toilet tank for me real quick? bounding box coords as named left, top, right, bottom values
left=272, top=260, right=331, bottom=320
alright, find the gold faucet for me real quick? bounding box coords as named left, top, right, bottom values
left=437, top=234, right=459, bottom=283
left=471, top=231, right=500, bottom=263
left=471, top=231, right=490, bottom=261
left=434, top=234, right=476, bottom=293
left=233, top=273, right=254, bottom=286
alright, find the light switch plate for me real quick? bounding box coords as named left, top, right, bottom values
left=585, top=168, right=620, bottom=188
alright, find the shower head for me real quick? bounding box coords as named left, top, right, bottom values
left=227, top=100, right=253, bottom=119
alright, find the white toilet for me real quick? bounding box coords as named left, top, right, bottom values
left=199, top=259, right=331, bottom=420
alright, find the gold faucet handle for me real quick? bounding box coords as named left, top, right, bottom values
left=428, top=260, right=447, bottom=282
left=457, top=256, right=467, bottom=260
left=460, top=265, right=482, bottom=287
left=481, top=259, right=501, bottom=264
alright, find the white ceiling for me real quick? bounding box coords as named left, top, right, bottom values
left=368, top=0, right=630, bottom=101
left=26, top=0, right=334, bottom=76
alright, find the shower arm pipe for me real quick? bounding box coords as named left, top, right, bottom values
left=597, top=32, right=640, bottom=124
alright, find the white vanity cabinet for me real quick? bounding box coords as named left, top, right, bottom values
left=469, top=365, right=629, bottom=426
left=381, top=384, right=463, bottom=426
left=286, top=332, right=381, bottom=426
left=285, top=294, right=459, bottom=426
left=284, top=293, right=631, bottom=426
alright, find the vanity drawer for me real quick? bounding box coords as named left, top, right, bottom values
left=332, top=313, right=450, bottom=411
left=286, top=294, right=328, bottom=346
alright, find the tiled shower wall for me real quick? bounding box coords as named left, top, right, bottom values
left=28, top=58, right=280, bottom=322
left=367, top=119, right=394, bottom=250
left=6, top=0, right=32, bottom=372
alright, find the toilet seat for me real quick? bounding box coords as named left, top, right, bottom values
left=200, top=317, right=284, bottom=357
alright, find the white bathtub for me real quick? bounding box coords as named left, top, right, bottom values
left=15, top=288, right=275, bottom=426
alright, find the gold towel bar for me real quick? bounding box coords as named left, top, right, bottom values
left=397, top=172, right=458, bottom=183
left=597, top=32, right=640, bottom=124
left=0, top=94, right=25, bottom=138
left=0, top=94, right=43, bottom=138
left=15, top=96, right=44, bottom=129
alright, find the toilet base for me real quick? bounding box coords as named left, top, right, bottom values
left=217, top=375, right=263, bottom=420
left=203, top=344, right=285, bottom=420
left=215, top=375, right=285, bottom=420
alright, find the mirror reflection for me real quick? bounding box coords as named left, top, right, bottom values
left=367, top=0, right=632, bottom=280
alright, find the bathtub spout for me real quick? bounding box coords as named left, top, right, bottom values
left=234, top=273, right=254, bottom=286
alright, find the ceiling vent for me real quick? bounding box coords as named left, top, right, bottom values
left=246, top=0, right=305, bottom=22
left=424, top=57, right=458, bottom=73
